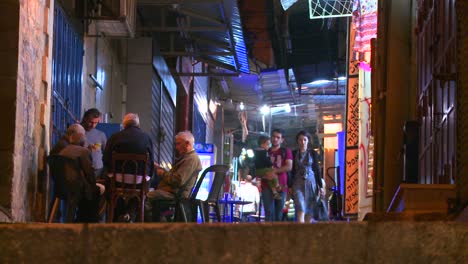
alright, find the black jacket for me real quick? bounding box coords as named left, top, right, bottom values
left=103, top=126, right=155, bottom=177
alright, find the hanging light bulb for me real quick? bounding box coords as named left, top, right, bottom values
left=260, top=105, right=270, bottom=115
left=239, top=102, right=245, bottom=111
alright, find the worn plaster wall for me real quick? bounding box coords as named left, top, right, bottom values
left=126, top=38, right=154, bottom=133
left=0, top=0, right=54, bottom=222
left=83, top=32, right=127, bottom=123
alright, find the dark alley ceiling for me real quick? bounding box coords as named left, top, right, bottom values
left=135, top=0, right=347, bottom=148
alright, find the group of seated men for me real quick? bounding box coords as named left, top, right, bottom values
left=50, top=110, right=202, bottom=223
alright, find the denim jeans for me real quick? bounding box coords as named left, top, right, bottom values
left=262, top=187, right=286, bottom=222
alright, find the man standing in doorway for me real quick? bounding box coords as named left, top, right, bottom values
left=81, top=108, right=107, bottom=178
left=262, top=128, right=293, bottom=221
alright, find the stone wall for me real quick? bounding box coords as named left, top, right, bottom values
left=0, top=222, right=466, bottom=263
left=0, top=0, right=53, bottom=222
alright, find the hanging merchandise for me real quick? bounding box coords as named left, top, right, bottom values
left=352, top=0, right=378, bottom=57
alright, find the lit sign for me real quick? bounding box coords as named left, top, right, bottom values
left=194, top=143, right=214, bottom=153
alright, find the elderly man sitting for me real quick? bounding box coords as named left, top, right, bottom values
left=55, top=124, right=105, bottom=222
left=103, top=113, right=154, bottom=178
left=103, top=113, right=154, bottom=222
left=145, top=131, right=202, bottom=222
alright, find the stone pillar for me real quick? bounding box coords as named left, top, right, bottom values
left=0, top=0, right=53, bottom=222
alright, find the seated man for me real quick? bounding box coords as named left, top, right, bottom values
left=145, top=131, right=202, bottom=222
left=103, top=113, right=154, bottom=222
left=56, top=124, right=105, bottom=223
left=50, top=126, right=74, bottom=156
left=103, top=113, right=154, bottom=176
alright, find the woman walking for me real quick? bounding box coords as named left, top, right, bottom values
left=291, top=130, right=328, bottom=223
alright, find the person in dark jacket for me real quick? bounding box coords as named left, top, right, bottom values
left=103, top=113, right=154, bottom=177
left=56, top=124, right=105, bottom=222
left=103, top=113, right=154, bottom=221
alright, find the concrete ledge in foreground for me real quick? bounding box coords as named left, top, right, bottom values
left=0, top=222, right=466, bottom=264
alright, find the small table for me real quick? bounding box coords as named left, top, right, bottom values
left=218, top=200, right=252, bottom=223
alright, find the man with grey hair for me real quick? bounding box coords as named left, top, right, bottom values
left=56, top=124, right=104, bottom=222
left=103, top=113, right=154, bottom=222
left=103, top=113, right=154, bottom=177
left=50, top=123, right=85, bottom=155
left=145, top=130, right=202, bottom=222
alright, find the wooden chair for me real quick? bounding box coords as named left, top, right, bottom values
left=107, top=152, right=150, bottom=223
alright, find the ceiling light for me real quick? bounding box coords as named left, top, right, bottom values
left=281, top=0, right=298, bottom=11
left=309, top=80, right=332, bottom=85
left=260, top=105, right=270, bottom=115
left=239, top=102, right=245, bottom=111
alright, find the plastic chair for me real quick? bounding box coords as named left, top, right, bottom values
left=47, top=155, right=82, bottom=223
left=158, top=165, right=227, bottom=222
left=195, top=165, right=229, bottom=223
left=155, top=168, right=202, bottom=222
left=182, top=165, right=230, bottom=222
left=107, top=152, right=149, bottom=223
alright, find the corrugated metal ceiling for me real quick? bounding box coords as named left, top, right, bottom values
left=138, top=0, right=249, bottom=74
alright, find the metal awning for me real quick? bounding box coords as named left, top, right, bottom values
left=138, top=0, right=249, bottom=75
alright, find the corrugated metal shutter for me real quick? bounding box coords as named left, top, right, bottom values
left=151, top=71, right=174, bottom=166
left=193, top=102, right=206, bottom=144
left=151, top=73, right=162, bottom=163
left=159, top=84, right=174, bottom=165
left=51, top=5, right=83, bottom=145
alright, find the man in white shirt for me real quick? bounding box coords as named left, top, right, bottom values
left=236, top=175, right=260, bottom=222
